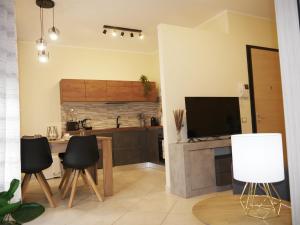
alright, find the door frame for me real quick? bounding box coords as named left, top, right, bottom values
left=246, top=45, right=279, bottom=132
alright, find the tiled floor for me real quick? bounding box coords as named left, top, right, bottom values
left=24, top=164, right=224, bottom=225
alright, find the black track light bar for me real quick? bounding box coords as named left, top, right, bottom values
left=103, top=25, right=142, bottom=33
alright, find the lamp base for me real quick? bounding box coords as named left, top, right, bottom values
left=240, top=182, right=282, bottom=220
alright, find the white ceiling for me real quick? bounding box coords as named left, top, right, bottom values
left=16, top=0, right=275, bottom=53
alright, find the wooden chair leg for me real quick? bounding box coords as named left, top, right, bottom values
left=40, top=172, right=53, bottom=196
left=84, top=169, right=103, bottom=202
left=21, top=173, right=31, bottom=198
left=61, top=169, right=73, bottom=193
left=59, top=169, right=71, bottom=190
left=62, top=170, right=75, bottom=199
left=35, top=173, right=56, bottom=208
left=68, top=170, right=80, bottom=208
left=80, top=171, right=89, bottom=186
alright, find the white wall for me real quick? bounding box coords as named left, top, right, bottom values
left=158, top=11, right=278, bottom=188
left=18, top=42, right=159, bottom=136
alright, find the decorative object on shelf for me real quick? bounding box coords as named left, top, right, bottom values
left=138, top=113, right=146, bottom=127
left=173, top=109, right=184, bottom=143
left=102, top=25, right=144, bottom=40
left=35, top=0, right=61, bottom=63
left=46, top=126, right=59, bottom=140
left=139, top=75, right=152, bottom=96
left=231, top=133, right=286, bottom=220
left=0, top=179, right=45, bottom=225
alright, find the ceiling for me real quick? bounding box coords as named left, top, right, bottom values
left=16, top=0, right=275, bottom=53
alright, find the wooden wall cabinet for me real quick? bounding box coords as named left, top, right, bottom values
left=60, top=79, right=158, bottom=103
left=85, top=80, right=107, bottom=101
left=60, top=79, right=86, bottom=102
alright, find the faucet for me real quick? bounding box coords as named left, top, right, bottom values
left=116, top=116, right=121, bottom=128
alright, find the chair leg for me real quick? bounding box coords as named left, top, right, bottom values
left=62, top=170, right=75, bottom=199
left=21, top=173, right=31, bottom=198
left=61, top=169, right=73, bottom=193
left=35, top=173, right=56, bottom=208
left=40, top=172, right=53, bottom=196
left=80, top=171, right=90, bottom=187
left=68, top=170, right=80, bottom=208
left=59, top=169, right=71, bottom=190
left=84, top=169, right=103, bottom=202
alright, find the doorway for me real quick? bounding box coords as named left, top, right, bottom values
left=246, top=45, right=287, bottom=164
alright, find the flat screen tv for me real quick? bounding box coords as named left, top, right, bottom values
left=185, top=97, right=242, bottom=138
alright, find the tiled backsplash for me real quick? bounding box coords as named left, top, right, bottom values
left=61, top=102, right=161, bottom=130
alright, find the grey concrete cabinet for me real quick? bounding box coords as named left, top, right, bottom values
left=169, top=139, right=231, bottom=198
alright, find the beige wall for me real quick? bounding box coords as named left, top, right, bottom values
left=158, top=11, right=278, bottom=188
left=18, top=42, right=159, bottom=136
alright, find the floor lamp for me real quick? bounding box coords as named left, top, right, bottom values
left=231, top=133, right=285, bottom=219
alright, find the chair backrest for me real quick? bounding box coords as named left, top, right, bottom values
left=63, top=135, right=99, bottom=169
left=21, top=137, right=53, bottom=174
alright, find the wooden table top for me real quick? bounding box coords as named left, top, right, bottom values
left=49, top=136, right=112, bottom=144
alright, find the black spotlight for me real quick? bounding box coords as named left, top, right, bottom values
left=130, top=33, right=134, bottom=38
left=121, top=32, right=125, bottom=37
left=103, top=29, right=107, bottom=34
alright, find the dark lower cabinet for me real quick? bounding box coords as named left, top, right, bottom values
left=113, top=130, right=146, bottom=166
left=145, top=129, right=161, bottom=164
left=94, top=127, right=163, bottom=167
left=214, top=154, right=232, bottom=186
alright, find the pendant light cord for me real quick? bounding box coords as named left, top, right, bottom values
left=52, top=7, right=55, bottom=27
left=39, top=7, right=44, bottom=38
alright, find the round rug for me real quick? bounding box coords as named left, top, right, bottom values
left=192, top=195, right=291, bottom=225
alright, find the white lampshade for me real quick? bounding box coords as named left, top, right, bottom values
left=231, top=133, right=284, bottom=183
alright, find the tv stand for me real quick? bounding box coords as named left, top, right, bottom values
left=169, top=138, right=231, bottom=198
left=188, top=136, right=231, bottom=143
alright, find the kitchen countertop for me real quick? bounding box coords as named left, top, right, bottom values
left=68, top=126, right=163, bottom=134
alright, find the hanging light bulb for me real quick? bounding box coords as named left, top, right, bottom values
left=36, top=38, right=47, bottom=51
left=38, top=50, right=49, bottom=63
left=48, top=7, right=60, bottom=41
left=111, top=30, right=117, bottom=37
left=49, top=26, right=60, bottom=41
left=139, top=33, right=144, bottom=40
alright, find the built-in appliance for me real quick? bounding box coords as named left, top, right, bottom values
left=150, top=117, right=159, bottom=126
left=185, top=97, right=241, bottom=138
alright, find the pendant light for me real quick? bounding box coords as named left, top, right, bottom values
left=38, top=50, right=49, bottom=63
left=36, top=7, right=47, bottom=51
left=48, top=7, right=60, bottom=41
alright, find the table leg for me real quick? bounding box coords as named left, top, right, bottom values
left=102, top=139, right=113, bottom=196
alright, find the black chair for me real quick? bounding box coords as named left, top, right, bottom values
left=21, top=137, right=56, bottom=207
left=61, top=135, right=103, bottom=207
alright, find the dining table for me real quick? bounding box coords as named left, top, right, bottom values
left=49, top=136, right=113, bottom=197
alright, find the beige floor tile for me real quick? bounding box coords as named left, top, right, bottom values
left=170, top=193, right=217, bottom=214
left=113, top=212, right=167, bottom=225
left=161, top=213, right=205, bottom=225
left=24, top=165, right=232, bottom=225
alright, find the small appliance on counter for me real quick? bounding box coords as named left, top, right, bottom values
left=66, top=121, right=79, bottom=131
left=150, top=117, right=159, bottom=126
left=79, top=118, right=92, bottom=130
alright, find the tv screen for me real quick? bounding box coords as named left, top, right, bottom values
left=185, top=97, right=242, bottom=138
